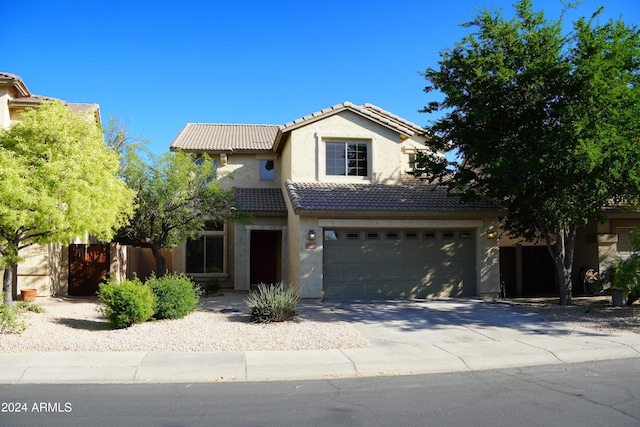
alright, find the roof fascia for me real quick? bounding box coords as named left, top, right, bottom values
left=273, top=103, right=415, bottom=153
left=0, top=75, right=30, bottom=97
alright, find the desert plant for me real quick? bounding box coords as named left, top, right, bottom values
left=97, top=278, right=156, bottom=328
left=606, top=255, right=640, bottom=305
left=244, top=282, right=300, bottom=323
left=0, top=292, right=26, bottom=333
left=205, top=277, right=221, bottom=294
left=146, top=273, right=201, bottom=319
left=15, top=300, right=45, bottom=313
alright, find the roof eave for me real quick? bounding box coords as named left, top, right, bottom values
left=274, top=102, right=416, bottom=152
left=290, top=208, right=505, bottom=217
left=0, top=74, right=30, bottom=97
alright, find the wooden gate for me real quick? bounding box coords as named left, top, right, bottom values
left=68, top=244, right=110, bottom=296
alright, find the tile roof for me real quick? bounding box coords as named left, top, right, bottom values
left=170, top=123, right=279, bottom=152
left=285, top=181, right=503, bottom=214
left=0, top=72, right=31, bottom=97
left=169, top=102, right=427, bottom=153
left=233, top=187, right=287, bottom=215
left=273, top=102, right=426, bottom=151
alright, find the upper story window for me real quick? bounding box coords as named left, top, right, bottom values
left=260, top=160, right=274, bottom=181
left=408, top=153, right=417, bottom=170
left=326, top=141, right=368, bottom=177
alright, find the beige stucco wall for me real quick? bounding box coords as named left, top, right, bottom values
left=216, top=153, right=280, bottom=190
left=0, top=90, right=11, bottom=128
left=286, top=111, right=408, bottom=184
left=0, top=242, right=70, bottom=298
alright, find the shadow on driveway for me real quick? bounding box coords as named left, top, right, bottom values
left=326, top=299, right=607, bottom=340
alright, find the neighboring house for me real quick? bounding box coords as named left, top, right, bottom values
left=0, top=72, right=128, bottom=298
left=170, top=102, right=505, bottom=299
left=499, top=209, right=640, bottom=297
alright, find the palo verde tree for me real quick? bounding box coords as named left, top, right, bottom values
left=0, top=101, right=136, bottom=305
left=415, top=0, right=640, bottom=305
left=108, top=127, right=239, bottom=277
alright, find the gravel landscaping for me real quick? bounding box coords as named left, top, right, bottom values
left=0, top=293, right=370, bottom=352
left=1, top=294, right=637, bottom=353
left=504, top=296, right=640, bottom=333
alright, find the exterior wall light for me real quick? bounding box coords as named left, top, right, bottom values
left=306, top=230, right=317, bottom=249
left=486, top=229, right=497, bottom=240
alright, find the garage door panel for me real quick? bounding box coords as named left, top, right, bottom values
left=323, top=229, right=476, bottom=299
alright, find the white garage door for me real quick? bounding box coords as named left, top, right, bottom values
left=323, top=229, right=476, bottom=299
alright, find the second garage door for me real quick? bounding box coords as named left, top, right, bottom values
left=323, top=229, right=476, bottom=299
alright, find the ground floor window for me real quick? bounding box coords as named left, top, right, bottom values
left=186, top=221, right=225, bottom=274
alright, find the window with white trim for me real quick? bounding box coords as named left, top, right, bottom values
left=326, top=141, right=369, bottom=177
left=186, top=221, right=225, bottom=274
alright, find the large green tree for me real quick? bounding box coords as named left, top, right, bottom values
left=109, top=129, right=239, bottom=277
left=416, top=0, right=640, bottom=305
left=0, top=101, right=136, bottom=305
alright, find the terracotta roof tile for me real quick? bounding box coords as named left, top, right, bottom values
left=171, top=123, right=279, bottom=152
left=233, top=187, right=287, bottom=215
left=285, top=181, right=503, bottom=213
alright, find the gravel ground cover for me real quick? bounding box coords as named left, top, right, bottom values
left=0, top=293, right=370, bottom=352
left=1, top=294, right=637, bottom=353
left=504, top=296, right=640, bottom=333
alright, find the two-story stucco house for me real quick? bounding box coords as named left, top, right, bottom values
left=169, top=102, right=505, bottom=299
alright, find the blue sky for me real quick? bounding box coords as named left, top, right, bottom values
left=4, top=0, right=639, bottom=155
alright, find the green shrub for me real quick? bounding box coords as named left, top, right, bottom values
left=146, top=274, right=201, bottom=320
left=0, top=302, right=26, bottom=334
left=0, top=292, right=44, bottom=334
left=15, top=301, right=45, bottom=313
left=607, top=254, right=640, bottom=305
left=244, top=282, right=299, bottom=323
left=205, top=277, right=221, bottom=294
left=97, top=278, right=156, bottom=329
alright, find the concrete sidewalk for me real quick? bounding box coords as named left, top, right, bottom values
left=2, top=299, right=640, bottom=383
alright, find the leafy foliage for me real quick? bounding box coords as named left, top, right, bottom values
left=104, top=123, right=242, bottom=276
left=97, top=278, right=156, bottom=329
left=415, top=0, right=640, bottom=305
left=0, top=101, right=136, bottom=304
left=603, top=229, right=640, bottom=305
left=0, top=293, right=26, bottom=334
left=15, top=301, right=45, bottom=313
left=146, top=274, right=201, bottom=319
left=244, top=282, right=300, bottom=323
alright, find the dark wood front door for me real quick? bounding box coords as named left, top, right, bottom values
left=250, top=231, right=281, bottom=286
left=69, top=244, right=110, bottom=296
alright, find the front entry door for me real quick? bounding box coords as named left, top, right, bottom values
left=250, top=230, right=281, bottom=286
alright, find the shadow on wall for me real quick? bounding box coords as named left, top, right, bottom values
left=126, top=246, right=173, bottom=280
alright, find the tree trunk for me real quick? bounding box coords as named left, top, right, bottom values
left=3, top=263, right=14, bottom=306
left=549, top=226, right=577, bottom=306
left=150, top=245, right=167, bottom=278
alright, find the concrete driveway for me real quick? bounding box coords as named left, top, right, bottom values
left=327, top=298, right=596, bottom=347
left=326, top=298, right=640, bottom=374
